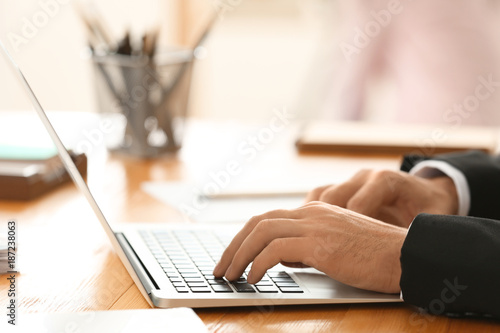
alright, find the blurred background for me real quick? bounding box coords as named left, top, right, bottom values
left=2, top=0, right=500, bottom=125
left=0, top=0, right=336, bottom=122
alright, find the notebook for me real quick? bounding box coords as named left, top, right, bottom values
left=296, top=121, right=499, bottom=155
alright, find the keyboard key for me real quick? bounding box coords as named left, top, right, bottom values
left=196, top=265, right=215, bottom=270
left=255, top=279, right=272, bottom=285
left=172, top=281, right=186, bottom=287
left=171, top=260, right=192, bottom=265
left=256, top=286, right=279, bottom=293
left=207, top=278, right=228, bottom=285
left=163, top=248, right=182, bottom=254
left=275, top=282, right=299, bottom=288
left=190, top=286, right=212, bottom=293
left=211, top=285, right=234, bottom=293
left=267, top=272, right=290, bottom=279
left=187, top=281, right=209, bottom=287
left=174, top=263, right=197, bottom=268
left=271, top=277, right=295, bottom=283
left=231, top=283, right=256, bottom=293
left=184, top=278, right=206, bottom=283
left=279, top=287, right=303, bottom=293
left=169, top=278, right=183, bottom=283
left=156, top=258, right=169, bottom=264
left=175, top=287, right=190, bottom=293
left=193, top=259, right=213, bottom=264
left=169, top=254, right=189, bottom=259
left=175, top=267, right=198, bottom=272
left=181, top=274, right=202, bottom=279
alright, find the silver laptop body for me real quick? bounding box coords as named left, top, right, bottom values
left=0, top=41, right=401, bottom=308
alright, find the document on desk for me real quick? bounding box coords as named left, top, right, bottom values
left=142, top=177, right=343, bottom=224
left=9, top=308, right=207, bottom=333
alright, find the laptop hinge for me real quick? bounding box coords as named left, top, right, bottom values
left=115, top=232, right=159, bottom=294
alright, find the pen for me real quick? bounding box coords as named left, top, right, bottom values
left=201, top=190, right=308, bottom=200
left=73, top=1, right=113, bottom=52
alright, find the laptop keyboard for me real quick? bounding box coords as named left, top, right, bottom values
left=139, top=229, right=303, bottom=294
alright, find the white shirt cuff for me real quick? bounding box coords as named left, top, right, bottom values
left=409, top=160, right=470, bottom=216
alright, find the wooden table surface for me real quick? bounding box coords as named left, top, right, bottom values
left=0, top=120, right=499, bottom=332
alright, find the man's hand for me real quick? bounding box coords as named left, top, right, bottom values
left=213, top=202, right=407, bottom=294
left=306, top=170, right=459, bottom=228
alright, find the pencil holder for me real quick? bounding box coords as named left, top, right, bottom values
left=92, top=48, right=193, bottom=158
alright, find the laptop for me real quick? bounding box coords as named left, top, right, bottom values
left=0, top=41, right=401, bottom=308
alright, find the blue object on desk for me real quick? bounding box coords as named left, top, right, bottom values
left=0, top=145, right=57, bottom=161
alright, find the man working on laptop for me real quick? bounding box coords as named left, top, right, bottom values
left=214, top=150, right=500, bottom=318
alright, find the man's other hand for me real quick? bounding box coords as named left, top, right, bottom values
left=306, top=170, right=458, bottom=228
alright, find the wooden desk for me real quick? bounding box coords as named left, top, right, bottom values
left=0, top=120, right=498, bottom=332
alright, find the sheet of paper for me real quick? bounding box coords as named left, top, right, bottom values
left=6, top=308, right=207, bottom=333
left=141, top=176, right=347, bottom=224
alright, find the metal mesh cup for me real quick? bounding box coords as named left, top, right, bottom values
left=92, top=48, right=193, bottom=158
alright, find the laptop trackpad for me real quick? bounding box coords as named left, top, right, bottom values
left=291, top=269, right=397, bottom=299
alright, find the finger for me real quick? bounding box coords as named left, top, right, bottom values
left=318, top=182, right=359, bottom=207
left=246, top=237, right=311, bottom=284
left=347, top=171, right=402, bottom=217
left=213, top=209, right=298, bottom=277
left=281, top=262, right=310, bottom=269
left=223, top=219, right=304, bottom=281
left=318, top=170, right=371, bottom=207
left=305, top=185, right=332, bottom=202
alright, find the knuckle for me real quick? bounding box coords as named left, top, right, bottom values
left=356, top=168, right=371, bottom=176
left=309, top=185, right=330, bottom=198
left=309, top=186, right=323, bottom=196
left=247, top=211, right=277, bottom=228
left=346, top=196, right=363, bottom=210
left=304, top=200, right=322, bottom=206
left=372, top=170, right=404, bottom=186
left=318, top=188, right=339, bottom=203
left=372, top=169, right=392, bottom=180
left=246, top=215, right=261, bottom=228
left=268, top=208, right=290, bottom=216
left=268, top=238, right=287, bottom=251
left=302, top=201, right=329, bottom=211
left=233, top=248, right=249, bottom=264
left=253, top=218, right=273, bottom=233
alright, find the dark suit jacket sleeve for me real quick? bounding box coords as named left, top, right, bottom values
left=400, top=213, right=500, bottom=318
left=399, top=151, right=500, bottom=317
left=400, top=150, right=500, bottom=220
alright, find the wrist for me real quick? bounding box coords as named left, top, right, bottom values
left=430, top=176, right=459, bottom=215
left=409, top=160, right=470, bottom=216
left=376, top=226, right=407, bottom=293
